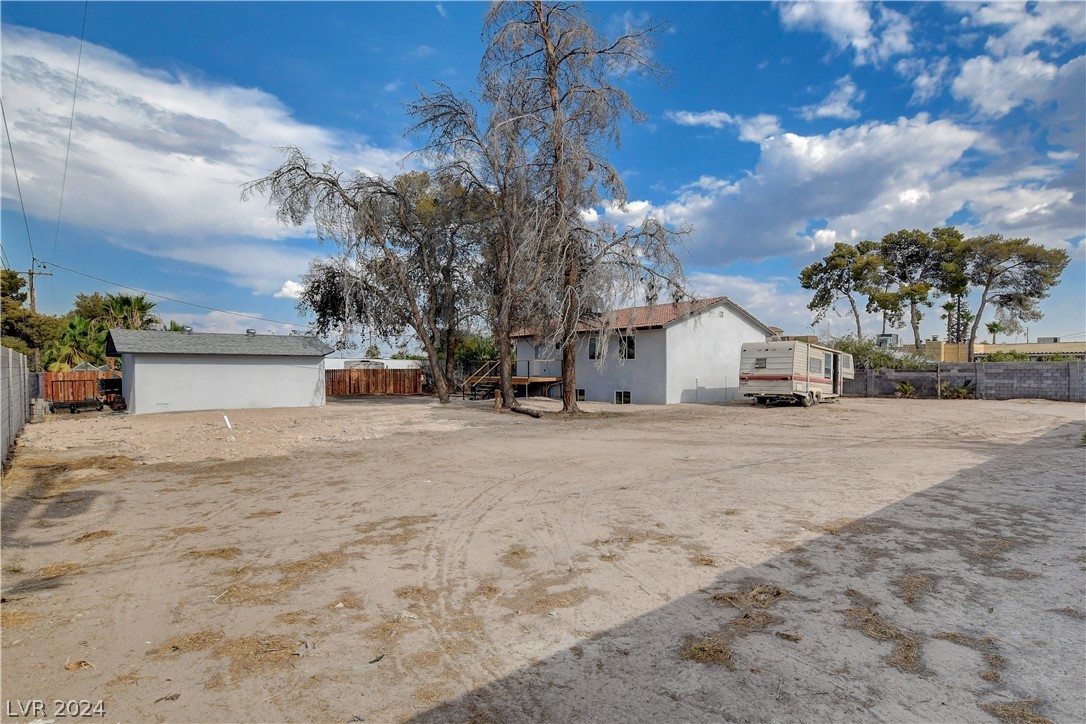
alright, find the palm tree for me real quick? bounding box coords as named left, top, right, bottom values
left=43, top=316, right=106, bottom=370
left=986, top=320, right=1003, bottom=344
left=103, top=293, right=160, bottom=330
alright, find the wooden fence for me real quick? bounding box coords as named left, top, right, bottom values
left=43, top=371, right=120, bottom=403
left=325, top=368, right=423, bottom=396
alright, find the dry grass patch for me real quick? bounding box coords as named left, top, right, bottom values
left=712, top=582, right=796, bottom=610
left=331, top=593, right=365, bottom=611
left=501, top=572, right=597, bottom=615
left=0, top=609, right=39, bottom=628
left=9, top=455, right=135, bottom=497
left=472, top=581, right=500, bottom=599
left=978, top=700, right=1052, bottom=724
left=186, top=547, right=241, bottom=561
left=594, top=527, right=678, bottom=549
left=396, top=586, right=438, bottom=604
left=247, top=510, right=281, bottom=519
left=276, top=551, right=348, bottom=577
left=690, top=553, right=718, bottom=567
left=363, top=619, right=412, bottom=643
left=935, top=632, right=1006, bottom=684
left=964, top=538, right=1016, bottom=562
left=212, top=634, right=299, bottom=682
left=217, top=580, right=297, bottom=606
left=1050, top=606, right=1086, bottom=620
left=728, top=610, right=784, bottom=633
left=987, top=568, right=1041, bottom=580
left=105, top=671, right=141, bottom=688
left=843, top=606, right=924, bottom=674
left=680, top=632, right=735, bottom=668
left=148, top=630, right=225, bottom=656
left=275, top=610, right=320, bottom=626
left=74, top=530, right=113, bottom=544
left=894, top=572, right=936, bottom=605
left=406, top=649, right=445, bottom=670
left=171, top=526, right=207, bottom=536
left=499, top=545, right=533, bottom=568
left=37, top=562, right=84, bottom=579
left=415, top=683, right=454, bottom=704
left=599, top=551, right=620, bottom=562
left=349, top=515, right=435, bottom=547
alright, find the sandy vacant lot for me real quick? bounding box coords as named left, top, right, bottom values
left=1, top=396, right=1083, bottom=723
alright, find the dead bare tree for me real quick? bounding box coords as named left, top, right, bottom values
left=482, top=1, right=686, bottom=412
left=243, top=155, right=481, bottom=403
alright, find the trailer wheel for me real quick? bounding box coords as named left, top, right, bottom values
left=755, top=397, right=768, bottom=406
left=800, top=392, right=815, bottom=407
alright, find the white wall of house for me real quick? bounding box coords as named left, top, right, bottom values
left=665, top=307, right=771, bottom=403
left=576, top=329, right=667, bottom=404
left=124, top=354, right=326, bottom=414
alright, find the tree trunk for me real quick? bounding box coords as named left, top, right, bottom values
left=966, top=286, right=991, bottom=362
left=847, top=294, right=862, bottom=338
left=909, top=303, right=922, bottom=350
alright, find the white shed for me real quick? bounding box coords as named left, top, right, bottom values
left=513, top=297, right=774, bottom=404
left=106, top=329, right=333, bottom=414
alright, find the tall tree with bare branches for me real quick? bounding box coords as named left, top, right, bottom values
left=480, top=1, right=686, bottom=412
left=244, top=158, right=481, bottom=403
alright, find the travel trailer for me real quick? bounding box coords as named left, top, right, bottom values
left=738, top=340, right=855, bottom=406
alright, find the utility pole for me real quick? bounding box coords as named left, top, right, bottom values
left=15, top=266, right=53, bottom=372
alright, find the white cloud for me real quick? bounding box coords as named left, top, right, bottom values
left=160, top=309, right=305, bottom=335
left=777, top=1, right=912, bottom=66
left=407, top=44, right=436, bottom=59
left=895, top=56, right=950, bottom=105
left=435, top=3, right=447, bottom=19
left=274, top=280, right=305, bottom=299
left=383, top=80, right=402, bottom=92
left=798, top=76, right=864, bottom=121
left=687, top=272, right=833, bottom=336
left=666, top=109, right=734, bottom=129
left=0, top=25, right=410, bottom=294
left=666, top=109, right=780, bottom=143
left=961, top=2, right=1086, bottom=58
left=951, top=52, right=1058, bottom=118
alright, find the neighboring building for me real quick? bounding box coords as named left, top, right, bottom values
left=324, top=358, right=425, bottom=370
left=106, top=329, right=333, bottom=414
left=512, top=297, right=775, bottom=404
left=907, top=340, right=1086, bottom=362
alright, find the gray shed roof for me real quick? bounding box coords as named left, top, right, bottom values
left=106, top=329, right=334, bottom=357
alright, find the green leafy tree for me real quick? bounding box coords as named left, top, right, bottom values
left=1, top=269, right=64, bottom=364
left=71, top=292, right=110, bottom=322
left=985, top=320, right=1003, bottom=344
left=878, top=228, right=957, bottom=349
left=799, top=241, right=882, bottom=337
left=103, top=293, right=160, bottom=330
left=964, top=234, right=1070, bottom=360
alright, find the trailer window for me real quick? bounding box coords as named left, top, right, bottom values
left=808, top=358, right=822, bottom=374
left=825, top=353, right=833, bottom=375
left=842, top=354, right=853, bottom=371
left=754, top=358, right=767, bottom=369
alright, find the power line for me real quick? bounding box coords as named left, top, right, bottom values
left=35, top=257, right=309, bottom=329
left=1, top=97, right=37, bottom=261
left=52, top=1, right=90, bottom=263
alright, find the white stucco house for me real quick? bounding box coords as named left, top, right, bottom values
left=512, top=297, right=775, bottom=404
left=106, top=329, right=333, bottom=414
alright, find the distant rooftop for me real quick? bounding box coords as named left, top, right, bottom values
left=106, top=329, right=334, bottom=357
left=512, top=297, right=774, bottom=337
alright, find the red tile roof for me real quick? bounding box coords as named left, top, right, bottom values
left=512, top=296, right=773, bottom=337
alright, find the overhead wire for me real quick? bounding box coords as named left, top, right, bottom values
left=51, top=1, right=89, bottom=264
left=35, top=257, right=309, bottom=329
left=1, top=97, right=37, bottom=261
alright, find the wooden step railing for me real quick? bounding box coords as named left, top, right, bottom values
left=463, top=360, right=500, bottom=399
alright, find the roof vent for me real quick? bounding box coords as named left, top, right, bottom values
left=182, top=325, right=193, bottom=334
left=246, top=329, right=256, bottom=336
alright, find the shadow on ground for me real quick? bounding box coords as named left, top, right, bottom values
left=413, top=422, right=1086, bottom=723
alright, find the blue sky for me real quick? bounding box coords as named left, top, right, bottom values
left=2, top=1, right=1083, bottom=346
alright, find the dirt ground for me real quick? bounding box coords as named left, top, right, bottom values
left=1, top=396, right=1083, bottom=723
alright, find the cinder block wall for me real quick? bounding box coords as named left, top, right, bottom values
left=2, top=347, right=30, bottom=459
left=843, top=362, right=1085, bottom=402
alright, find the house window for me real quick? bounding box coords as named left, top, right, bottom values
left=614, top=390, right=631, bottom=405
left=588, top=338, right=599, bottom=360
left=576, top=388, right=586, bottom=401
left=754, top=358, right=767, bottom=369
left=619, top=335, right=635, bottom=360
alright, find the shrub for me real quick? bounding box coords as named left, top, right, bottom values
left=828, top=335, right=935, bottom=370
left=895, top=381, right=918, bottom=399
left=981, top=350, right=1030, bottom=362
left=939, top=379, right=975, bottom=399
left=1042, top=353, right=1077, bottom=362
